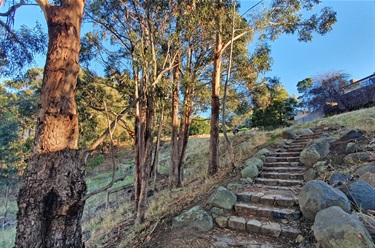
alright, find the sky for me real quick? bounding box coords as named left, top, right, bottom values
left=240, top=0, right=375, bottom=96
left=3, top=0, right=375, bottom=97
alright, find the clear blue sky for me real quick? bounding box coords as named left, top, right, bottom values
left=4, top=1, right=375, bottom=97
left=240, top=0, right=375, bottom=96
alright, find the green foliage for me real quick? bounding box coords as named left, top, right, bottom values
left=87, top=154, right=105, bottom=169
left=189, top=117, right=210, bottom=136
left=0, top=1, right=47, bottom=77
left=252, top=97, right=297, bottom=130
left=0, top=68, right=42, bottom=186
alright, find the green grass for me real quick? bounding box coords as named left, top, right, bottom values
left=0, top=227, right=16, bottom=248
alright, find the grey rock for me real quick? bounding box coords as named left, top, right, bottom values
left=346, top=180, right=375, bottom=211
left=356, top=212, right=375, bottom=243
left=314, top=206, right=374, bottom=248
left=227, top=183, right=242, bottom=191
left=256, top=148, right=273, bottom=156
left=355, top=164, right=375, bottom=176
left=255, top=154, right=266, bottom=162
left=321, top=132, right=330, bottom=137
left=244, top=157, right=264, bottom=169
left=344, top=152, right=371, bottom=165
left=360, top=172, right=375, bottom=187
left=346, top=142, right=360, bottom=154
left=300, top=147, right=321, bottom=167
left=304, top=168, right=318, bottom=182
left=241, top=164, right=259, bottom=179
left=299, top=180, right=351, bottom=221
left=330, top=172, right=351, bottom=186
left=340, top=130, right=367, bottom=141
left=282, top=130, right=298, bottom=139
left=210, top=207, right=225, bottom=218
left=300, top=139, right=330, bottom=167
left=297, top=128, right=314, bottom=135
left=172, top=205, right=213, bottom=232
left=240, top=177, right=254, bottom=185
left=207, top=186, right=237, bottom=210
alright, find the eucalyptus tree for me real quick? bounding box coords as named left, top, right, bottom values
left=207, top=0, right=337, bottom=176
left=85, top=0, right=179, bottom=222
left=2, top=0, right=88, bottom=246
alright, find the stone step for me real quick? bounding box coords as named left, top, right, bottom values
left=253, top=184, right=302, bottom=192
left=234, top=203, right=302, bottom=220
left=259, top=172, right=304, bottom=180
left=290, top=140, right=309, bottom=144
left=255, top=178, right=304, bottom=187
left=285, top=148, right=304, bottom=152
left=262, top=166, right=306, bottom=173
left=266, top=157, right=300, bottom=163
left=272, top=152, right=300, bottom=157
left=263, top=161, right=300, bottom=167
left=236, top=192, right=298, bottom=207
left=286, top=144, right=306, bottom=148
left=216, top=216, right=301, bottom=239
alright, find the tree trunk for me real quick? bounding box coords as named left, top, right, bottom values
left=16, top=2, right=86, bottom=247
left=208, top=0, right=223, bottom=176
left=151, top=107, right=164, bottom=191
left=2, top=186, right=9, bottom=230
left=170, top=61, right=180, bottom=188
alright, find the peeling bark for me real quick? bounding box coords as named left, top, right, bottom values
left=16, top=2, right=86, bottom=247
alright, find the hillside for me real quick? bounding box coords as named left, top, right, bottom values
left=1, top=106, right=375, bottom=247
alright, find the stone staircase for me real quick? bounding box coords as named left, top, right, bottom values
left=216, top=133, right=322, bottom=242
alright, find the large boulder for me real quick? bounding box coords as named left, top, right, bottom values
left=244, top=157, right=264, bottom=169
left=300, top=139, right=330, bottom=167
left=340, top=129, right=367, bottom=141
left=207, top=186, right=237, bottom=210
left=344, top=152, right=372, bottom=165
left=355, top=164, right=375, bottom=176
left=299, top=180, right=351, bottom=221
left=241, top=164, right=259, bottom=179
left=313, top=206, right=374, bottom=248
left=172, top=205, right=213, bottom=232
left=345, top=180, right=375, bottom=211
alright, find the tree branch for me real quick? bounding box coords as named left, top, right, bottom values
left=35, top=0, right=50, bottom=20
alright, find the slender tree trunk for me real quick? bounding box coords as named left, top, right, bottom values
left=222, top=1, right=236, bottom=171
left=16, top=2, right=86, bottom=247
left=2, top=186, right=9, bottom=230
left=177, top=85, right=194, bottom=185
left=208, top=0, right=223, bottom=176
left=152, top=107, right=164, bottom=191
left=170, top=59, right=181, bottom=188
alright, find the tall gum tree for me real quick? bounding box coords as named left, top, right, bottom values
left=208, top=0, right=337, bottom=176
left=15, top=0, right=87, bottom=247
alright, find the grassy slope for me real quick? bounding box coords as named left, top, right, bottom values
left=1, top=106, right=375, bottom=247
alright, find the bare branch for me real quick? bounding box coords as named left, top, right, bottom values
left=222, top=30, right=250, bottom=53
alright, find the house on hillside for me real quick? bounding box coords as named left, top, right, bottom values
left=295, top=73, right=375, bottom=124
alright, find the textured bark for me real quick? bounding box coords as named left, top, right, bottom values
left=16, top=2, right=86, bottom=247
left=208, top=2, right=223, bottom=176
left=16, top=150, right=86, bottom=247
left=170, top=62, right=180, bottom=188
